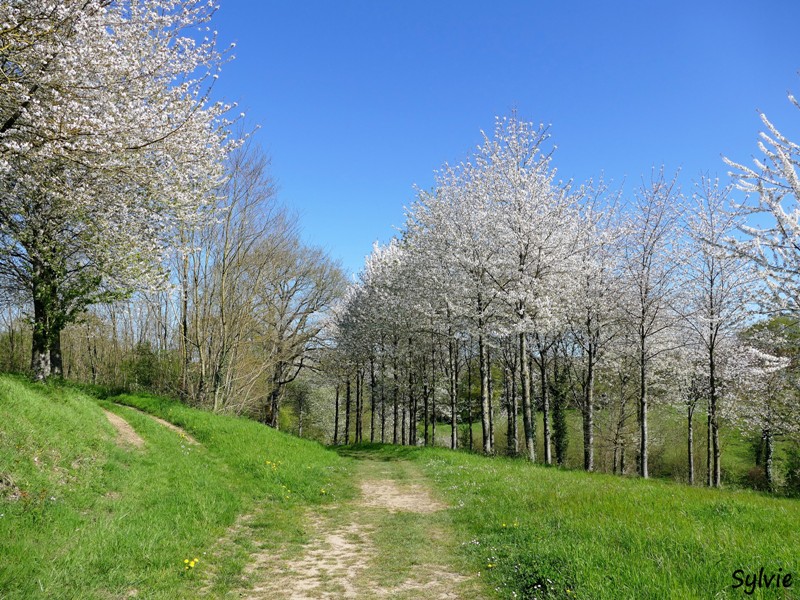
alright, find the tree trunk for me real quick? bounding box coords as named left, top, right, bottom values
left=687, top=402, right=695, bottom=485
left=333, top=384, right=340, bottom=445
left=709, top=346, right=721, bottom=487
left=552, top=359, right=567, bottom=467
left=408, top=365, right=415, bottom=446
left=423, top=382, right=430, bottom=446
left=393, top=336, right=399, bottom=445
left=583, top=346, right=595, bottom=472
left=430, top=341, right=436, bottom=447
left=49, top=328, right=63, bottom=378
left=487, top=346, right=495, bottom=453
left=344, top=377, right=351, bottom=444
left=706, top=407, right=712, bottom=487
left=505, top=365, right=514, bottom=456
left=380, top=349, right=387, bottom=443
left=370, top=357, right=376, bottom=443
left=449, top=337, right=458, bottom=450
left=355, top=366, right=362, bottom=443
left=31, top=280, right=51, bottom=381
left=269, top=387, right=280, bottom=430
left=401, top=400, right=407, bottom=446
left=540, top=355, right=551, bottom=465
left=467, top=346, right=473, bottom=451
left=179, top=250, right=190, bottom=401
left=479, top=334, right=492, bottom=455
left=519, top=333, right=535, bottom=461
left=763, top=429, right=774, bottom=491
left=510, top=362, right=518, bottom=456
left=359, top=368, right=365, bottom=442
left=639, top=337, right=648, bottom=479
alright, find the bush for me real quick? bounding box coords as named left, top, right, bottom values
left=742, top=466, right=769, bottom=491
left=784, top=442, right=800, bottom=497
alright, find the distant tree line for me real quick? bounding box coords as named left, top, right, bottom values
left=327, top=113, right=800, bottom=493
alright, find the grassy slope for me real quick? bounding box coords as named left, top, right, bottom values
left=2, top=375, right=797, bottom=599
left=359, top=444, right=799, bottom=600
left=434, top=407, right=782, bottom=487
left=0, top=376, right=354, bottom=599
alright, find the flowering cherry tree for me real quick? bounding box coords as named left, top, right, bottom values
left=0, top=0, right=235, bottom=379
left=729, top=335, right=793, bottom=489
left=682, top=177, right=758, bottom=486
left=725, top=81, right=800, bottom=313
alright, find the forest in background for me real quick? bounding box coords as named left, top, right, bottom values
left=1, top=1, right=799, bottom=497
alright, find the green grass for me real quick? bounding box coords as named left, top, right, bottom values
left=430, top=407, right=788, bottom=489
left=3, top=375, right=797, bottom=599
left=0, top=375, right=354, bottom=599
left=353, top=444, right=800, bottom=600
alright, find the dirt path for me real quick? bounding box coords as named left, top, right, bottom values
left=122, top=405, right=199, bottom=444
left=102, top=405, right=198, bottom=448
left=237, top=458, right=485, bottom=600
left=102, top=409, right=145, bottom=448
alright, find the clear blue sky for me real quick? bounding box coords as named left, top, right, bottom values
left=211, top=1, right=800, bottom=276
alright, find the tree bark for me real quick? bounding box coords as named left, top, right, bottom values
left=552, top=359, right=568, bottom=467
left=467, top=345, right=474, bottom=451
left=639, top=335, right=649, bottom=479
left=519, top=333, right=535, bottom=461
left=370, top=357, right=376, bottom=443
left=583, top=346, right=595, bottom=471
left=449, top=338, right=458, bottom=450
left=333, top=384, right=340, bottom=445
left=393, top=335, right=399, bottom=445
left=709, top=345, right=721, bottom=487
left=179, top=249, right=190, bottom=401
left=408, top=364, right=415, bottom=445
left=505, top=365, right=514, bottom=456
left=355, top=366, right=362, bottom=443
left=31, top=278, right=51, bottom=381
left=488, top=347, right=495, bottom=452
left=706, top=408, right=713, bottom=487
left=687, top=402, right=695, bottom=485
left=344, top=377, right=351, bottom=445
left=479, top=334, right=492, bottom=455
left=430, top=341, right=436, bottom=447
left=763, top=429, right=774, bottom=491
left=269, top=387, right=280, bottom=429
left=380, top=346, right=387, bottom=443
left=423, top=381, right=430, bottom=446
left=540, top=356, right=551, bottom=465
left=49, top=328, right=63, bottom=378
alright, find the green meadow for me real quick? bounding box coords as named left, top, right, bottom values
left=1, top=375, right=797, bottom=599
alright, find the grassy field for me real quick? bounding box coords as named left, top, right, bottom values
left=353, top=443, right=800, bottom=599
left=0, top=375, right=354, bottom=599
left=431, top=407, right=782, bottom=489
left=2, top=375, right=797, bottom=599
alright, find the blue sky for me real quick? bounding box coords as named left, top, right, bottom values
left=212, top=1, right=800, bottom=276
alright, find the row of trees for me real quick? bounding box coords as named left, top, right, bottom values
left=328, top=113, right=800, bottom=489
left=0, top=1, right=344, bottom=422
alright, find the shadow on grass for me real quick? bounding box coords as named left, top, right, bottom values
left=333, top=443, right=426, bottom=462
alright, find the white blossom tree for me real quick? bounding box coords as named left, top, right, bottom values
left=730, top=335, right=794, bottom=489
left=567, top=193, right=624, bottom=471
left=476, top=116, right=582, bottom=463
left=724, top=80, right=800, bottom=314
left=0, top=0, right=235, bottom=379
left=682, top=176, right=758, bottom=486
left=621, top=169, right=684, bottom=478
